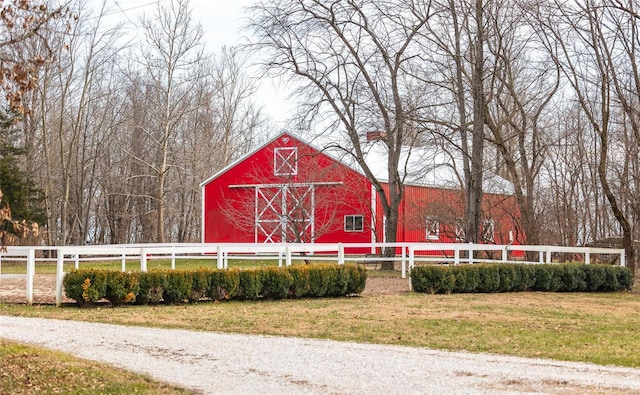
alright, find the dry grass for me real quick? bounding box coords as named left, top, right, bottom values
left=2, top=288, right=640, bottom=367
left=0, top=339, right=194, bottom=394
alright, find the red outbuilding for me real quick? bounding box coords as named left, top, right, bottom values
left=200, top=132, right=523, bottom=250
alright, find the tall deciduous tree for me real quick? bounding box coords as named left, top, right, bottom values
left=248, top=0, right=434, bottom=266
left=136, top=0, right=205, bottom=243
left=535, top=0, right=640, bottom=271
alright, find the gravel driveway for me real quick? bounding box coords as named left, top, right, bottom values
left=2, top=315, right=640, bottom=394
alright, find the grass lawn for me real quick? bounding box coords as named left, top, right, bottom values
left=1, top=284, right=639, bottom=367
left=0, top=339, right=194, bottom=394
left=1, top=266, right=639, bottom=392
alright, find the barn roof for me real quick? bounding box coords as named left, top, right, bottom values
left=339, top=141, right=515, bottom=194
left=200, top=131, right=514, bottom=195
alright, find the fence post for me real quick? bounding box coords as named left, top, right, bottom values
left=216, top=246, right=223, bottom=269
left=74, top=254, right=79, bottom=270
left=121, top=252, right=126, bottom=272
left=56, top=248, right=64, bottom=307
left=454, top=246, right=460, bottom=265
left=408, top=245, right=414, bottom=290
left=171, top=247, right=176, bottom=270
left=620, top=249, right=625, bottom=267
left=401, top=246, right=406, bottom=279
left=285, top=245, right=292, bottom=267
left=338, top=243, right=344, bottom=265
left=140, top=248, right=148, bottom=272
left=26, top=248, right=35, bottom=306
left=468, top=243, right=474, bottom=264
left=545, top=247, right=551, bottom=264
left=502, top=246, right=508, bottom=263
left=585, top=248, right=590, bottom=265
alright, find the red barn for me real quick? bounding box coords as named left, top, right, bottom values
left=200, top=132, right=523, bottom=249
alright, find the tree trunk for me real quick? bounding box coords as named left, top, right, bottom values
left=466, top=0, right=485, bottom=245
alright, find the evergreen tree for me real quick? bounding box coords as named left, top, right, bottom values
left=0, top=110, right=46, bottom=225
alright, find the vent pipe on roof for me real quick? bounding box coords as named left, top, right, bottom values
left=366, top=131, right=386, bottom=141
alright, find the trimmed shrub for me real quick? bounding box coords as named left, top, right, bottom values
left=345, top=264, right=367, bottom=294
left=412, top=265, right=446, bottom=294
left=63, top=269, right=107, bottom=307
left=135, top=270, right=166, bottom=305
left=307, top=265, right=333, bottom=297
left=476, top=265, right=500, bottom=293
left=262, top=267, right=293, bottom=299
left=208, top=269, right=240, bottom=301
left=162, top=270, right=192, bottom=304
left=452, top=266, right=480, bottom=293
left=104, top=271, right=139, bottom=306
left=288, top=266, right=311, bottom=298
left=63, top=264, right=367, bottom=306
left=238, top=269, right=263, bottom=300
left=328, top=266, right=351, bottom=296
left=188, top=269, right=210, bottom=303
left=411, top=263, right=632, bottom=294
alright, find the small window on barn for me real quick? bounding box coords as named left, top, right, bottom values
left=274, top=147, right=298, bottom=176
left=426, top=217, right=440, bottom=240
left=481, top=218, right=495, bottom=243
left=345, top=215, right=364, bottom=232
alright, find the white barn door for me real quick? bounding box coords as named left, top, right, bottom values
left=254, top=185, right=315, bottom=243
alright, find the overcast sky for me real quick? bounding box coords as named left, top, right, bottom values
left=105, top=0, right=292, bottom=128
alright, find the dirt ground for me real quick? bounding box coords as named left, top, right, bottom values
left=0, top=272, right=410, bottom=305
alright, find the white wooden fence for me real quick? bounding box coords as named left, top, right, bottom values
left=0, top=242, right=626, bottom=307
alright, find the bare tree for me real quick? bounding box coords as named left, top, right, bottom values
left=534, top=0, right=640, bottom=271
left=134, top=0, right=205, bottom=243
left=248, top=0, right=435, bottom=267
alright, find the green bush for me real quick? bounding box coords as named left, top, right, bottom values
left=476, top=265, right=500, bottom=293
left=307, top=265, right=332, bottom=297
left=208, top=269, right=240, bottom=301
left=162, top=270, right=192, bottom=304
left=288, top=266, right=311, bottom=298
left=189, top=269, right=210, bottom=303
left=411, top=263, right=632, bottom=294
left=104, top=271, right=139, bottom=306
left=451, top=266, right=480, bottom=293
left=135, top=270, right=166, bottom=305
left=63, top=264, right=367, bottom=306
left=262, top=267, right=293, bottom=299
left=238, top=269, right=263, bottom=300
left=63, top=269, right=107, bottom=307
left=345, top=264, right=367, bottom=294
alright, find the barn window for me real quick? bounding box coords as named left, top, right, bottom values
left=481, top=218, right=495, bottom=243
left=274, top=147, right=298, bottom=176
left=344, top=215, right=364, bottom=232
left=426, top=217, right=440, bottom=240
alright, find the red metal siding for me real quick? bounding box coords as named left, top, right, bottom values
left=202, top=132, right=524, bottom=256
left=375, top=183, right=523, bottom=256
left=202, top=133, right=373, bottom=244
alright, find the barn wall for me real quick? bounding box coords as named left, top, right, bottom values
left=202, top=132, right=524, bottom=257
left=376, top=183, right=523, bottom=253
left=202, top=134, right=373, bottom=244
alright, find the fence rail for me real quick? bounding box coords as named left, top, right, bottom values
left=0, top=242, right=626, bottom=307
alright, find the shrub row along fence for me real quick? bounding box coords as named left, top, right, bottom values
left=411, top=263, right=632, bottom=294
left=0, top=242, right=626, bottom=306
left=63, top=264, right=367, bottom=307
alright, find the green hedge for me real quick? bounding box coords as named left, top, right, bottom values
left=411, top=263, right=632, bottom=294
left=64, top=264, right=366, bottom=307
